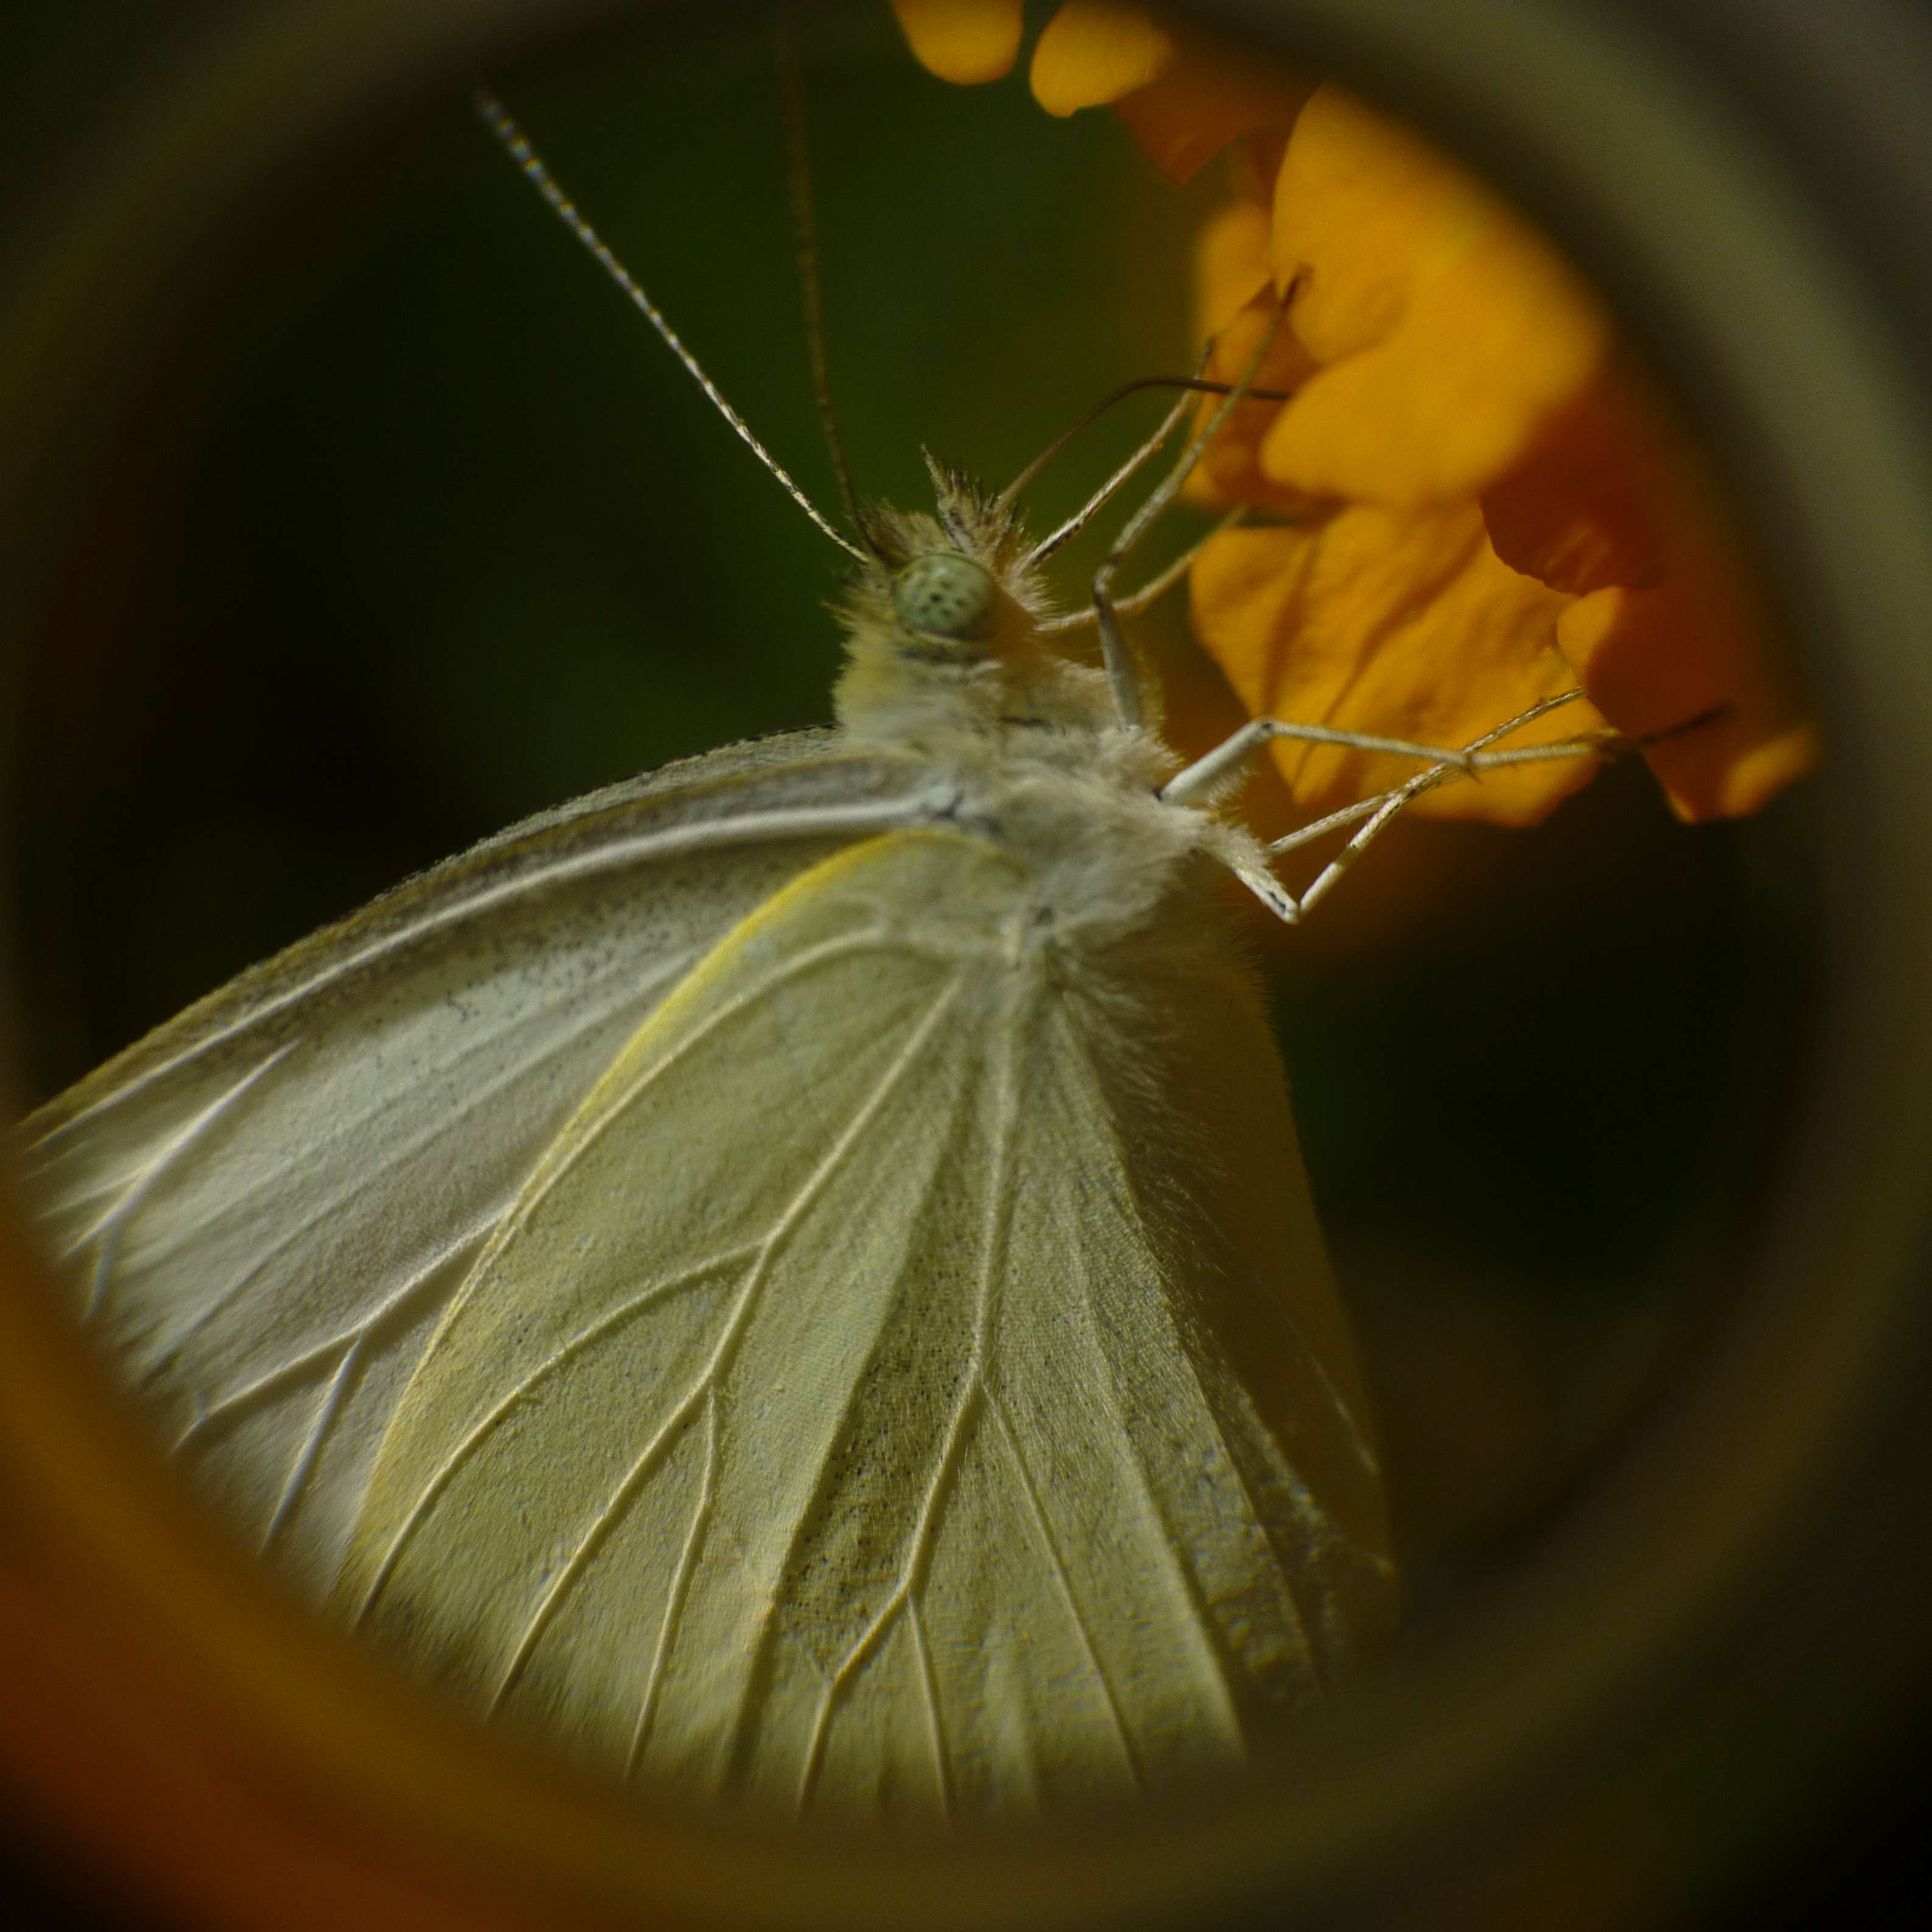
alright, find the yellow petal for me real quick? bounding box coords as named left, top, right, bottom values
left=1030, top=1, right=1175, bottom=113
left=1190, top=506, right=1606, bottom=824
left=890, top=0, right=1024, bottom=85
left=1261, top=84, right=1610, bottom=504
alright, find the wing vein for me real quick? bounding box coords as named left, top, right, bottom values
left=173, top=1212, right=498, bottom=1449
left=986, top=1387, right=1144, bottom=1787
left=626, top=1385, right=719, bottom=1779
left=1060, top=1018, right=1258, bottom=1725
left=33, top=796, right=940, bottom=1144
left=798, top=975, right=1026, bottom=1809
left=348, top=1241, right=760, bottom=1624
left=259, top=1336, right=364, bottom=1554
left=478, top=973, right=968, bottom=1702
left=908, top=1602, right=952, bottom=1820
left=61, top=1044, right=295, bottom=1321
left=157, top=978, right=699, bottom=1358
left=460, top=928, right=901, bottom=1264
left=795, top=1387, right=984, bottom=1810
left=1064, top=1004, right=1375, bottom=1709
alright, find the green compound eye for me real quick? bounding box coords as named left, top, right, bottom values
left=891, top=552, right=998, bottom=644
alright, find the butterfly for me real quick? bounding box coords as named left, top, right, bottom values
left=16, top=74, right=1609, bottom=1822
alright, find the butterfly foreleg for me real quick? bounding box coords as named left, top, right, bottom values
left=1035, top=505, right=1250, bottom=641
left=1023, top=355, right=1209, bottom=573
left=1088, top=291, right=1294, bottom=733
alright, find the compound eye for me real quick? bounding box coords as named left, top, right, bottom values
left=891, top=552, right=997, bottom=644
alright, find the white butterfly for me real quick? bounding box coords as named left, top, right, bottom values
left=18, top=83, right=1604, bottom=1822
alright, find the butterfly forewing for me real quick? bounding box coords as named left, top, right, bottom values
left=22, top=735, right=935, bottom=1595
left=339, top=828, right=1394, bottom=1818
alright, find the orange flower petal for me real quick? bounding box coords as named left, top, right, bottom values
left=1557, top=576, right=1818, bottom=820
left=1190, top=506, right=1606, bottom=824
left=898, top=8, right=1816, bottom=828
left=1488, top=367, right=1816, bottom=818
left=1481, top=376, right=1666, bottom=594
left=1172, top=79, right=1812, bottom=828
left=1261, top=84, right=1610, bottom=504
left=1229, top=130, right=1291, bottom=206
left=1195, top=200, right=1273, bottom=340
left=1030, top=1, right=1175, bottom=113
left=890, top=0, right=1024, bottom=85
left=1029, top=4, right=1310, bottom=179
left=1110, top=49, right=1313, bottom=182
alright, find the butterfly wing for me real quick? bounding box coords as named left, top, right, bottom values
left=340, top=827, right=1394, bottom=1817
left=20, top=733, right=936, bottom=1595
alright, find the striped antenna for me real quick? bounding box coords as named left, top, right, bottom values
left=474, top=87, right=869, bottom=564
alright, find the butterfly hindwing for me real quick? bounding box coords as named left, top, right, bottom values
left=21, top=734, right=935, bottom=1594
left=340, top=827, right=1395, bottom=1817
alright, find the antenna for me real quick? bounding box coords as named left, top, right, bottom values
left=774, top=20, right=869, bottom=546
left=473, top=87, right=869, bottom=564
left=995, top=372, right=1293, bottom=520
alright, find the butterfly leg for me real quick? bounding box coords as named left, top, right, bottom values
left=1230, top=693, right=1615, bottom=926
left=1034, top=506, right=1253, bottom=644
left=1229, top=778, right=1422, bottom=925
left=1168, top=686, right=1608, bottom=812
left=1162, top=718, right=1478, bottom=808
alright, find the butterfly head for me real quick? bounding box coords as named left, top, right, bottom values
left=833, top=455, right=1100, bottom=739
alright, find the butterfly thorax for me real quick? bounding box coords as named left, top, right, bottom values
left=827, top=468, right=1261, bottom=957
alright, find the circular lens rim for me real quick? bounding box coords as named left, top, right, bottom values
left=2, top=0, right=1930, bottom=1925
